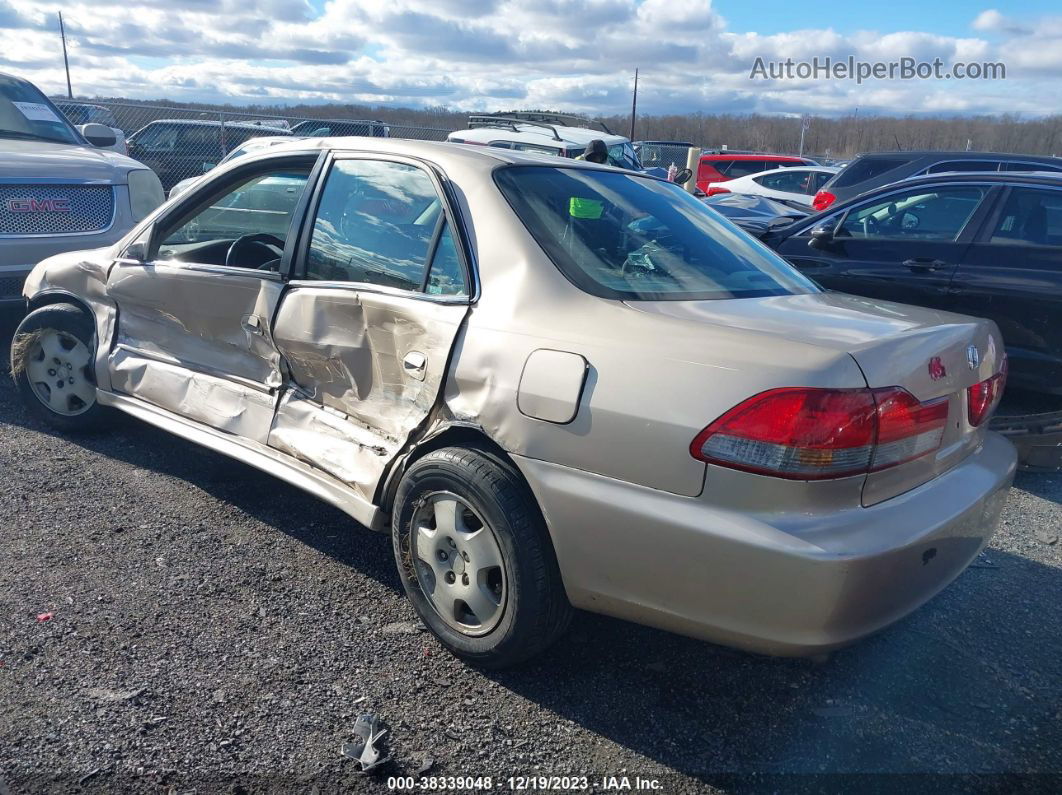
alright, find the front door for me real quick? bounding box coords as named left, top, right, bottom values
left=779, top=183, right=993, bottom=311
left=106, top=154, right=318, bottom=442
left=268, top=155, right=472, bottom=502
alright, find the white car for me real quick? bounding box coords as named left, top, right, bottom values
left=710, top=165, right=839, bottom=206
left=167, top=135, right=303, bottom=199
left=448, top=113, right=646, bottom=171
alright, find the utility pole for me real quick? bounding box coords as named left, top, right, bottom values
left=798, top=114, right=810, bottom=157
left=58, top=12, right=72, bottom=98
left=629, top=68, right=638, bottom=141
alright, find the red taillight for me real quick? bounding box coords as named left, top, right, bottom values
left=812, top=190, right=836, bottom=211
left=706, top=186, right=731, bottom=196
left=967, top=358, right=1007, bottom=427
left=691, top=386, right=948, bottom=480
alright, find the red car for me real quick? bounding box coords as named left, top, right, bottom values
left=697, top=153, right=815, bottom=195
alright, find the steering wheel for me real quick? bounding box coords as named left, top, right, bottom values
left=225, top=233, right=285, bottom=269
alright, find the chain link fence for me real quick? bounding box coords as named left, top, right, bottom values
left=53, top=99, right=454, bottom=191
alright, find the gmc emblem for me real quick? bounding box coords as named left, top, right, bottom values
left=5, top=198, right=72, bottom=213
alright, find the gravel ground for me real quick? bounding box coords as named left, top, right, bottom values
left=0, top=311, right=1060, bottom=794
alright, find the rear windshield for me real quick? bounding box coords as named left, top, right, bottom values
left=494, top=166, right=820, bottom=301
left=0, top=75, right=80, bottom=145
left=832, top=156, right=914, bottom=188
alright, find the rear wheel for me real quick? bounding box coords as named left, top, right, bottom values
left=11, top=304, right=109, bottom=432
left=392, top=446, right=572, bottom=668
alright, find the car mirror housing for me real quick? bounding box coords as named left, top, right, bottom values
left=673, top=168, right=693, bottom=185
left=78, top=123, right=117, bottom=149
left=123, top=240, right=148, bottom=263
left=808, top=225, right=835, bottom=249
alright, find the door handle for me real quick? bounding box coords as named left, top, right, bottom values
left=241, top=314, right=265, bottom=335
left=403, top=351, right=427, bottom=381
left=903, top=259, right=948, bottom=272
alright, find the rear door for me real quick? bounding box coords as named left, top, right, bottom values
left=268, top=154, right=472, bottom=503
left=106, top=152, right=320, bottom=442
left=779, top=183, right=995, bottom=310
left=951, top=184, right=1062, bottom=393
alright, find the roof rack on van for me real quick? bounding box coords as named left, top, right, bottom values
left=496, top=110, right=615, bottom=136
left=467, top=115, right=564, bottom=141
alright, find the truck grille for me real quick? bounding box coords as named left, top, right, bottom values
left=0, top=184, right=115, bottom=236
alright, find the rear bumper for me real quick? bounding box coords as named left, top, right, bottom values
left=514, top=432, right=1017, bottom=655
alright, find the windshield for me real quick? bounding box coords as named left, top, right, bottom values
left=495, top=165, right=820, bottom=301
left=0, top=75, right=81, bottom=145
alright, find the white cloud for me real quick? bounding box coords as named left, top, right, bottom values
left=0, top=1, right=1058, bottom=116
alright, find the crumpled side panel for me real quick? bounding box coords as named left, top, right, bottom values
left=267, top=391, right=388, bottom=500
left=107, top=264, right=284, bottom=387
left=109, top=347, right=277, bottom=443
left=270, top=287, right=467, bottom=494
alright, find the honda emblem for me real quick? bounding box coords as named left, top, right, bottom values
left=966, top=345, right=980, bottom=370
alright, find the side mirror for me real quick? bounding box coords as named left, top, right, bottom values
left=673, top=168, right=693, bottom=185
left=808, top=225, right=835, bottom=249
left=78, top=123, right=117, bottom=148
left=123, top=240, right=148, bottom=263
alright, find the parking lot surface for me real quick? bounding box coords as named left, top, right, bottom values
left=0, top=313, right=1060, bottom=793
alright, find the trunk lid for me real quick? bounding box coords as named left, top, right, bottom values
left=627, top=292, right=1005, bottom=504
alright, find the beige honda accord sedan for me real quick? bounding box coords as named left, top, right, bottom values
left=11, top=139, right=1016, bottom=667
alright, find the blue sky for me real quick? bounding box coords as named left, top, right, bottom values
left=1, top=1, right=1059, bottom=116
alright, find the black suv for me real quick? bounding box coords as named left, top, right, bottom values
left=813, top=150, right=1062, bottom=212
left=767, top=171, right=1062, bottom=397
left=127, top=120, right=292, bottom=190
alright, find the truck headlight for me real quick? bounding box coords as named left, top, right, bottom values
left=127, top=169, right=165, bottom=222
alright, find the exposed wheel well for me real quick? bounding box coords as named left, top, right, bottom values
left=380, top=424, right=516, bottom=515
left=27, top=292, right=94, bottom=320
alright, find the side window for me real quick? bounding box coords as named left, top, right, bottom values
left=811, top=171, right=834, bottom=192
left=1002, top=161, right=1062, bottom=173
left=426, top=222, right=468, bottom=297
left=157, top=167, right=311, bottom=267
left=488, top=140, right=514, bottom=149
left=179, top=126, right=219, bottom=154
left=838, top=186, right=987, bottom=241
left=756, top=170, right=807, bottom=192
left=990, top=188, right=1062, bottom=246
left=306, top=159, right=446, bottom=291
left=512, top=143, right=562, bottom=156
left=925, top=160, right=1002, bottom=174
left=135, top=124, right=179, bottom=152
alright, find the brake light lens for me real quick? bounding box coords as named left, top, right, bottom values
left=967, top=358, right=1007, bottom=427
left=691, top=386, right=948, bottom=480
left=812, top=190, right=836, bottom=211
left=706, top=186, right=731, bottom=196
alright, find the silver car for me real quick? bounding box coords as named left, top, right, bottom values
left=0, top=72, right=164, bottom=306
left=11, top=138, right=1016, bottom=667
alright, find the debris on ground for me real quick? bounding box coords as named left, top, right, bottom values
left=382, top=620, right=421, bottom=635
left=341, top=713, right=391, bottom=773
left=35, top=612, right=52, bottom=622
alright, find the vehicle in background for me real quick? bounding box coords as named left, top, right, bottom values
left=766, top=170, right=1062, bottom=404
left=705, top=165, right=839, bottom=206
left=702, top=192, right=810, bottom=237
left=697, top=152, right=817, bottom=194
left=448, top=113, right=658, bottom=175
left=126, top=119, right=293, bottom=191
left=0, top=72, right=164, bottom=307
left=634, top=140, right=695, bottom=170
left=812, top=150, right=1062, bottom=212
left=13, top=139, right=1014, bottom=666
left=167, top=135, right=305, bottom=199
left=289, top=119, right=390, bottom=138
left=55, top=102, right=128, bottom=155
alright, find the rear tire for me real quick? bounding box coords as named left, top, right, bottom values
left=392, top=445, right=572, bottom=668
left=11, top=303, right=109, bottom=433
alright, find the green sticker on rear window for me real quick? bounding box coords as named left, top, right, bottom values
left=569, top=197, right=604, bottom=219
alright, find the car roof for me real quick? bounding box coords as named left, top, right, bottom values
left=138, top=118, right=293, bottom=132
left=238, top=136, right=641, bottom=174
left=450, top=124, right=628, bottom=147
left=700, top=153, right=808, bottom=161
left=850, top=150, right=1062, bottom=163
